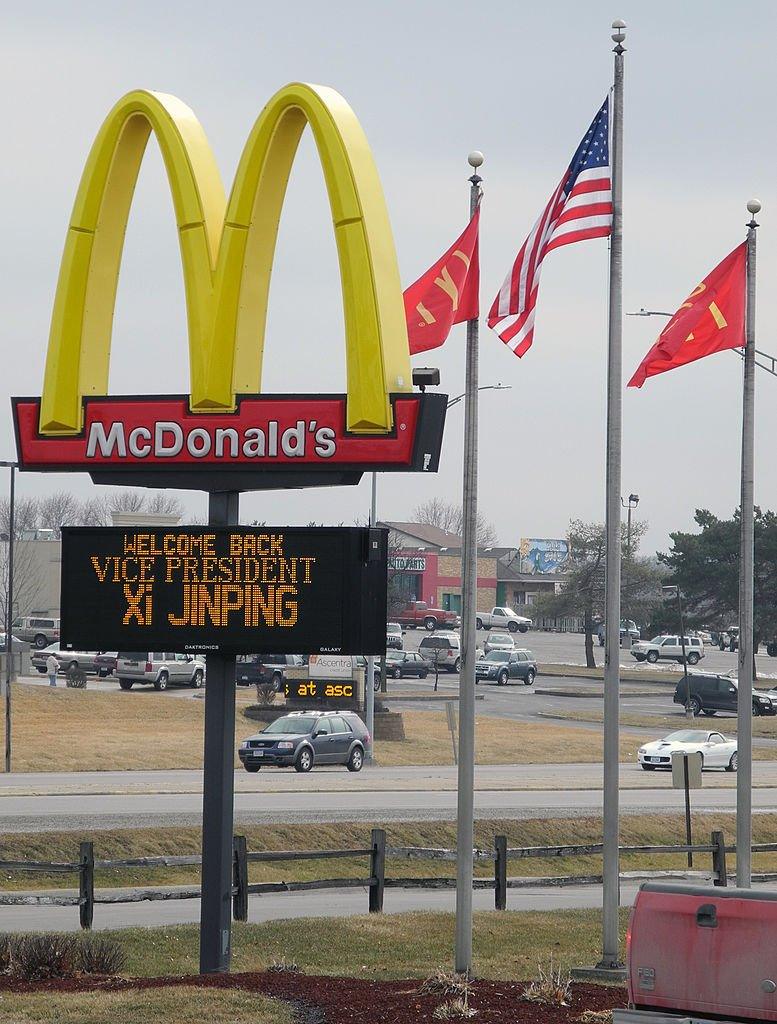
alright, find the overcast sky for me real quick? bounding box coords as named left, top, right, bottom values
left=2, top=0, right=776, bottom=556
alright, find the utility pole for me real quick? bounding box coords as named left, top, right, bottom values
left=737, top=199, right=760, bottom=888
left=1, top=463, right=16, bottom=773
left=599, top=18, right=625, bottom=972
left=365, top=471, right=377, bottom=763
left=620, top=493, right=639, bottom=644
left=454, top=150, right=482, bottom=975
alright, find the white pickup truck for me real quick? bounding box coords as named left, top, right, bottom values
left=475, top=607, right=532, bottom=633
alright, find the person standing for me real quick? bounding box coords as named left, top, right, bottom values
left=46, top=652, right=58, bottom=688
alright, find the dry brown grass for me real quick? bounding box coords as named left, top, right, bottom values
left=0, top=986, right=289, bottom=1024
left=2, top=684, right=641, bottom=771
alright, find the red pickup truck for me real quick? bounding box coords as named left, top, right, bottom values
left=395, top=601, right=458, bottom=632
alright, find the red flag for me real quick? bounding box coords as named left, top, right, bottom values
left=628, top=243, right=746, bottom=388
left=403, top=208, right=480, bottom=355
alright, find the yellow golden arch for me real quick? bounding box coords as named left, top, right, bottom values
left=40, top=83, right=412, bottom=436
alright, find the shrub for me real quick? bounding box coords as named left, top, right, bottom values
left=0, top=934, right=12, bottom=973
left=77, top=935, right=127, bottom=975
left=433, top=998, right=477, bottom=1019
left=255, top=683, right=277, bottom=705
left=267, top=956, right=301, bottom=973
left=419, top=969, right=472, bottom=999
left=12, top=934, right=79, bottom=981
left=523, top=959, right=572, bottom=1007
left=66, top=668, right=88, bottom=689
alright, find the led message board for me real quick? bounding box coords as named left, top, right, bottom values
left=60, top=526, right=387, bottom=656
left=284, top=679, right=357, bottom=702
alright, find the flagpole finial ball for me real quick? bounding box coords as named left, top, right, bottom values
left=611, top=18, right=626, bottom=42
left=747, top=199, right=762, bottom=215
left=468, top=151, right=484, bottom=169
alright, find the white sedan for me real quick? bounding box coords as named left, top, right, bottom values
left=637, top=730, right=737, bottom=772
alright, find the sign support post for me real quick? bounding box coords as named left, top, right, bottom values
left=199, top=490, right=239, bottom=974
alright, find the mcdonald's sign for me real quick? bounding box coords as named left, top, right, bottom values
left=13, top=83, right=446, bottom=490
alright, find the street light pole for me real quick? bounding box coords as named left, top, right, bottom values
left=620, top=494, right=639, bottom=644
left=365, top=471, right=378, bottom=763
left=663, top=585, right=691, bottom=718
left=0, top=462, right=17, bottom=774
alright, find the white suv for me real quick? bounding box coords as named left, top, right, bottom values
left=418, top=632, right=461, bottom=673
left=116, top=652, right=206, bottom=690
left=631, top=635, right=704, bottom=665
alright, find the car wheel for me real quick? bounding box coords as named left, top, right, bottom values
left=646, top=651, right=659, bottom=664
left=34, top=635, right=47, bottom=649
left=373, top=674, right=380, bottom=692
left=753, top=702, right=762, bottom=717
left=97, top=670, right=107, bottom=678
left=598, top=637, right=605, bottom=646
left=419, top=671, right=428, bottom=679
left=118, top=679, right=133, bottom=690
left=294, top=747, right=314, bottom=773
left=687, top=652, right=700, bottom=665
left=36, top=667, right=46, bottom=675
left=518, top=624, right=529, bottom=633
left=271, top=673, right=283, bottom=693
left=476, top=618, right=483, bottom=630
left=525, top=669, right=536, bottom=686
left=726, top=752, right=738, bottom=773
left=634, top=654, right=646, bottom=662
left=392, top=667, right=402, bottom=679
left=424, top=617, right=436, bottom=631
left=154, top=671, right=169, bottom=691
left=346, top=746, right=364, bottom=772
left=452, top=657, right=461, bottom=673
left=507, top=621, right=518, bottom=633
left=702, top=709, right=716, bottom=717
left=190, top=669, right=204, bottom=689
left=641, top=763, right=656, bottom=771
left=498, top=670, right=508, bottom=686
left=689, top=696, right=702, bottom=716
left=768, top=643, right=777, bottom=657
left=245, top=765, right=261, bottom=773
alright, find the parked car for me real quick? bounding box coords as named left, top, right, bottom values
left=476, top=607, right=532, bottom=633
left=352, top=655, right=382, bottom=692
left=239, top=710, right=370, bottom=773
left=696, top=630, right=715, bottom=646
left=235, top=654, right=305, bottom=691
left=385, top=651, right=432, bottom=679
left=395, top=600, right=458, bottom=631
left=719, top=626, right=739, bottom=651
left=386, top=623, right=403, bottom=650
left=31, top=645, right=104, bottom=675
left=483, top=632, right=515, bottom=656
left=597, top=619, right=640, bottom=647
left=11, top=616, right=60, bottom=649
left=0, top=634, right=24, bottom=652
left=637, top=729, right=738, bottom=772
left=418, top=632, right=461, bottom=673
left=115, top=652, right=206, bottom=690
left=631, top=635, right=704, bottom=665
left=475, top=649, right=537, bottom=686
left=93, top=652, right=117, bottom=677
left=673, top=672, right=776, bottom=717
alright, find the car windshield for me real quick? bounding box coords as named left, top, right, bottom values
left=387, top=624, right=401, bottom=633
left=490, top=634, right=510, bottom=643
left=485, top=652, right=510, bottom=662
left=649, top=636, right=668, bottom=644
left=262, top=717, right=316, bottom=735
left=664, top=731, right=706, bottom=742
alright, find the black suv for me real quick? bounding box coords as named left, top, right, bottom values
left=235, top=654, right=305, bottom=691
left=239, top=710, right=370, bottom=773
left=674, top=673, right=776, bottom=717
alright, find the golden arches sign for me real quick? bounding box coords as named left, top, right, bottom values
left=40, top=82, right=412, bottom=437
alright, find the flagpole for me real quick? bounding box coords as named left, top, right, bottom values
left=454, top=150, right=482, bottom=976
left=737, top=198, right=760, bottom=888
left=600, top=18, right=625, bottom=970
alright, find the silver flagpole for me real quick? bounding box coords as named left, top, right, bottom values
left=737, top=198, right=760, bottom=888
left=454, top=150, right=483, bottom=975
left=600, top=18, right=625, bottom=970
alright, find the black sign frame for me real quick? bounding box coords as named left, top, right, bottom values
left=60, top=526, right=387, bottom=656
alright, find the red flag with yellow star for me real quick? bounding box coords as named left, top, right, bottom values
left=628, top=243, right=746, bottom=387
left=403, top=208, right=480, bottom=355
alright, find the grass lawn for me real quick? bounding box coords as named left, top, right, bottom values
left=545, top=707, right=777, bottom=746
left=103, top=908, right=631, bottom=980
left=0, top=987, right=289, bottom=1024
left=3, top=684, right=642, bottom=771
left=0, top=812, right=765, bottom=892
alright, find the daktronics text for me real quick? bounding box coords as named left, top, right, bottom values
left=60, top=527, right=387, bottom=655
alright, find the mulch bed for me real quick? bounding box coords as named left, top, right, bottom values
left=0, top=970, right=627, bottom=1023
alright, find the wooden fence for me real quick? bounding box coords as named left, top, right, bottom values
left=1, top=829, right=776, bottom=929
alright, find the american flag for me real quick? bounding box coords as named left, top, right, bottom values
left=488, top=95, right=612, bottom=356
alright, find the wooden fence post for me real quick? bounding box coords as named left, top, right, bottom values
left=711, top=830, right=728, bottom=887
left=232, top=835, right=248, bottom=922
left=494, top=835, right=507, bottom=910
left=79, top=841, right=94, bottom=930
left=369, top=828, right=385, bottom=912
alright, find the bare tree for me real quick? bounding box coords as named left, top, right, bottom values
left=38, top=491, right=81, bottom=538
left=0, top=497, right=39, bottom=539
left=412, top=498, right=498, bottom=547
left=146, top=492, right=184, bottom=518
left=79, top=495, right=111, bottom=526
left=106, top=490, right=147, bottom=514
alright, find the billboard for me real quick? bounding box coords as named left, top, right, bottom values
left=519, top=538, right=569, bottom=575
left=59, top=526, right=387, bottom=655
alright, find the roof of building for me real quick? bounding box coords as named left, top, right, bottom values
left=381, top=521, right=463, bottom=549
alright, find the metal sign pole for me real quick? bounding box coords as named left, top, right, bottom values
left=199, top=490, right=239, bottom=974
left=684, top=756, right=693, bottom=868
left=4, top=464, right=15, bottom=773
left=365, top=471, right=377, bottom=763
